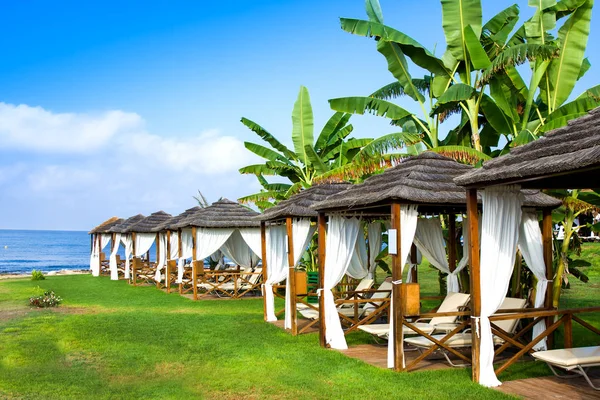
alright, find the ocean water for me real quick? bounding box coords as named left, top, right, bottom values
left=0, top=230, right=154, bottom=274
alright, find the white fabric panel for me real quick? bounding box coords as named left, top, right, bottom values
left=367, top=222, right=382, bottom=278
left=518, top=212, right=548, bottom=351
left=89, top=234, right=98, bottom=276
left=135, top=233, right=156, bottom=257
left=284, top=219, right=316, bottom=329
left=221, top=229, right=253, bottom=270
left=413, top=218, right=457, bottom=292
left=478, top=185, right=523, bottom=387
left=109, top=233, right=122, bottom=280
left=100, top=234, right=112, bottom=251
left=239, top=228, right=263, bottom=259
left=323, top=216, right=361, bottom=350
left=123, top=235, right=133, bottom=279
left=196, top=228, right=234, bottom=260
left=154, top=233, right=167, bottom=282
left=348, top=224, right=369, bottom=280
left=388, top=205, right=419, bottom=368
left=177, top=229, right=193, bottom=283
left=264, top=225, right=288, bottom=322
left=405, top=247, right=421, bottom=283
left=169, top=231, right=179, bottom=259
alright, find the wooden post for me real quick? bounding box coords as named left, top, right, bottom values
left=564, top=313, right=573, bottom=348
left=286, top=217, right=298, bottom=335
left=192, top=227, right=198, bottom=300
left=318, top=213, right=327, bottom=347
left=131, top=232, right=137, bottom=285
left=391, top=202, right=404, bottom=372
left=178, top=229, right=183, bottom=294
left=466, top=189, right=481, bottom=383
left=410, top=244, right=418, bottom=283
left=261, top=222, right=268, bottom=321
left=542, top=209, right=555, bottom=348
left=166, top=230, right=172, bottom=292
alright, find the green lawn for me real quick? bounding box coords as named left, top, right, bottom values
left=0, top=245, right=598, bottom=399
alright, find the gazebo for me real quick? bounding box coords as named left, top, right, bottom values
left=454, top=108, right=600, bottom=387
left=175, top=199, right=263, bottom=299
left=126, top=211, right=173, bottom=286
left=256, top=182, right=352, bottom=335
left=311, top=152, right=560, bottom=372
left=151, top=206, right=205, bottom=292
left=89, top=217, right=122, bottom=277
left=107, top=214, right=145, bottom=280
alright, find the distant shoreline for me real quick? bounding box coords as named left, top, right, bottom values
left=0, top=269, right=90, bottom=280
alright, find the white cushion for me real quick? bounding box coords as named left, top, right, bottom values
left=532, top=346, right=600, bottom=368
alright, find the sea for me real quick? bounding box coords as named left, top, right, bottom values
left=0, top=229, right=155, bottom=275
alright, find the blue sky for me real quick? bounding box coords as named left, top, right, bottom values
left=0, top=1, right=598, bottom=230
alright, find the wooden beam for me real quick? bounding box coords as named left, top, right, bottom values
left=466, top=188, right=481, bottom=383
left=261, top=222, right=268, bottom=321
left=448, top=213, right=457, bottom=273
left=542, top=209, right=554, bottom=348
left=390, top=202, right=404, bottom=372
left=318, top=212, right=326, bottom=347
left=192, top=227, right=198, bottom=300
left=286, top=217, right=298, bottom=335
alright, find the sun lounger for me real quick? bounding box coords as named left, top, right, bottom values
left=532, top=346, right=600, bottom=390
left=404, top=297, right=527, bottom=366
left=358, top=292, right=471, bottom=338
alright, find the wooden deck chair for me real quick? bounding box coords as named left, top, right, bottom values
left=99, top=253, right=110, bottom=275
left=404, top=297, right=527, bottom=367
left=131, top=257, right=155, bottom=286
left=297, top=277, right=374, bottom=312
left=358, top=292, right=471, bottom=338
left=532, top=346, right=600, bottom=390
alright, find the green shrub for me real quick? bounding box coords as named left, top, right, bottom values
left=31, top=270, right=45, bottom=281
left=29, top=291, right=62, bottom=308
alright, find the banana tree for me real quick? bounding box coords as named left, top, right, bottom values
left=479, top=0, right=599, bottom=147
left=238, top=85, right=418, bottom=209
left=546, top=189, right=600, bottom=307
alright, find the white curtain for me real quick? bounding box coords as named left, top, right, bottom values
left=367, top=222, right=382, bottom=278
left=177, top=229, right=194, bottom=283
left=323, top=216, right=361, bottom=350
left=284, top=219, right=316, bottom=329
left=221, top=229, right=254, bottom=270
left=264, top=225, right=288, bottom=321
left=413, top=218, right=458, bottom=293
left=405, top=246, right=422, bottom=284
left=154, top=233, right=168, bottom=282
left=109, top=233, right=122, bottom=280
left=239, top=228, right=263, bottom=259
left=388, top=205, right=419, bottom=368
left=122, top=235, right=133, bottom=279
left=134, top=233, right=156, bottom=257
left=518, top=211, right=548, bottom=351
left=478, top=185, right=523, bottom=387
left=348, top=224, right=369, bottom=279
left=196, top=227, right=234, bottom=260
left=91, top=234, right=112, bottom=277
left=169, top=231, right=179, bottom=259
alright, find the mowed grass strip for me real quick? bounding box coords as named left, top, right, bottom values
left=0, top=275, right=514, bottom=399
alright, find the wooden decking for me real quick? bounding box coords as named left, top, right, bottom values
left=496, top=371, right=600, bottom=399
left=337, top=344, right=454, bottom=371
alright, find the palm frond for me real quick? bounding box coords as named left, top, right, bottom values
left=241, top=117, right=298, bottom=161
left=370, top=78, right=430, bottom=100
left=478, top=44, right=560, bottom=86
left=354, top=132, right=422, bottom=162
left=192, top=190, right=210, bottom=207
left=429, top=146, right=491, bottom=165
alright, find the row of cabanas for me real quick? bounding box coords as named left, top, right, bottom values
left=88, top=107, right=600, bottom=388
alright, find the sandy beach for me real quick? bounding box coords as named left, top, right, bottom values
left=0, top=269, right=90, bottom=280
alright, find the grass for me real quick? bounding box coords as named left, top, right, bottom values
left=0, top=245, right=598, bottom=399
left=0, top=278, right=512, bottom=399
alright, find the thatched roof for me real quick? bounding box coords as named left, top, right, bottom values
left=455, top=107, right=600, bottom=189
left=312, top=152, right=560, bottom=213
left=107, top=214, right=146, bottom=233
left=127, top=211, right=172, bottom=233
left=152, top=206, right=203, bottom=232
left=257, top=183, right=352, bottom=221
left=89, top=217, right=122, bottom=234
left=177, top=198, right=260, bottom=228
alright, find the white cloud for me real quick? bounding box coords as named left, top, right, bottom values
left=0, top=102, right=263, bottom=229
left=0, top=103, right=142, bottom=153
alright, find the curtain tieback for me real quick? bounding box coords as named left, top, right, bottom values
left=471, top=316, right=480, bottom=338
left=392, top=280, right=402, bottom=285
left=316, top=288, right=324, bottom=297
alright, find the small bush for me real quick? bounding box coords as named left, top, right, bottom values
left=29, top=291, right=62, bottom=308
left=31, top=270, right=45, bottom=281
